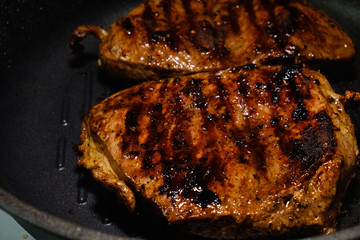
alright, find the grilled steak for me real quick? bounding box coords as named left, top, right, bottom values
left=71, top=0, right=355, bottom=80
left=78, top=65, right=359, bottom=239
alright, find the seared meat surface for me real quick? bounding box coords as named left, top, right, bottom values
left=78, top=65, right=358, bottom=239
left=71, top=0, right=355, bottom=80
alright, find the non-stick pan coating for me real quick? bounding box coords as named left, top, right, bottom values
left=1, top=0, right=360, bottom=239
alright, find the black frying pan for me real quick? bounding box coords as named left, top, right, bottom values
left=1, top=0, right=360, bottom=239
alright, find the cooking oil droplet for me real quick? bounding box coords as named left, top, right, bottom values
left=77, top=189, right=88, bottom=205
left=62, top=120, right=68, bottom=126
left=101, top=217, right=111, bottom=225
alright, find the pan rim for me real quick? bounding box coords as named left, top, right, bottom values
left=1, top=187, right=360, bottom=240
left=0, top=187, right=140, bottom=240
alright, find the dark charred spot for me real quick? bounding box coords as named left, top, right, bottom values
left=232, top=128, right=267, bottom=171
left=153, top=102, right=162, bottom=112
left=271, top=86, right=281, bottom=103
left=143, top=150, right=162, bottom=169
left=195, top=188, right=221, bottom=208
left=231, top=64, right=256, bottom=72
left=173, top=130, right=187, bottom=150
left=282, top=194, right=293, bottom=204
left=183, top=78, right=207, bottom=109
left=234, top=137, right=245, bottom=147
left=279, top=65, right=302, bottom=82
left=190, top=78, right=199, bottom=86
left=292, top=107, right=308, bottom=121
left=182, top=165, right=222, bottom=208
left=256, top=83, right=268, bottom=89
left=283, top=111, right=336, bottom=175
left=314, top=79, right=320, bottom=85
left=237, top=77, right=250, bottom=97
left=159, top=160, right=222, bottom=208
left=221, top=111, right=232, bottom=122
left=129, top=151, right=141, bottom=158
left=121, top=17, right=134, bottom=34
left=314, top=112, right=328, bottom=121
left=207, top=114, right=216, bottom=121
left=238, top=154, right=249, bottom=164
left=270, top=118, right=278, bottom=125
left=125, top=108, right=141, bottom=134
left=173, top=150, right=192, bottom=165
left=151, top=30, right=177, bottom=49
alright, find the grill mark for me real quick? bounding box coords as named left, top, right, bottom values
left=270, top=66, right=290, bottom=104
left=181, top=0, right=192, bottom=17
left=272, top=65, right=308, bottom=120
left=182, top=0, right=197, bottom=32
left=283, top=65, right=310, bottom=121
left=262, top=0, right=286, bottom=48
left=213, top=26, right=230, bottom=57
left=242, top=0, right=270, bottom=53
left=201, top=84, right=226, bottom=183
left=143, top=2, right=156, bottom=45
left=142, top=2, right=178, bottom=49
left=160, top=0, right=172, bottom=22
left=233, top=75, right=268, bottom=171
left=158, top=77, right=223, bottom=208
left=262, top=0, right=299, bottom=48
left=184, top=78, right=207, bottom=109
left=122, top=106, right=142, bottom=151
left=182, top=0, right=228, bottom=57
left=209, top=3, right=230, bottom=57
left=227, top=2, right=240, bottom=34
left=243, top=0, right=257, bottom=29
left=209, top=75, right=234, bottom=132
left=181, top=76, right=224, bottom=206
left=262, top=0, right=278, bottom=42
left=232, top=126, right=267, bottom=171
left=276, top=6, right=299, bottom=39
left=142, top=102, right=165, bottom=169
left=157, top=0, right=181, bottom=50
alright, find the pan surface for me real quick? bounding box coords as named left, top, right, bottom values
left=1, top=0, right=360, bottom=239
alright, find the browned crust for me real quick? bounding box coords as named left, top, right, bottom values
left=78, top=66, right=358, bottom=239
left=71, top=0, right=355, bottom=81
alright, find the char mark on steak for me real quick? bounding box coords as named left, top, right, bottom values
left=78, top=65, right=359, bottom=239
left=70, top=0, right=355, bottom=80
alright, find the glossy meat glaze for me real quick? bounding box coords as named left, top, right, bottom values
left=71, top=0, right=355, bottom=80
left=78, top=65, right=358, bottom=238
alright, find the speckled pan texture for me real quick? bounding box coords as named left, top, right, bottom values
left=1, top=0, right=360, bottom=239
